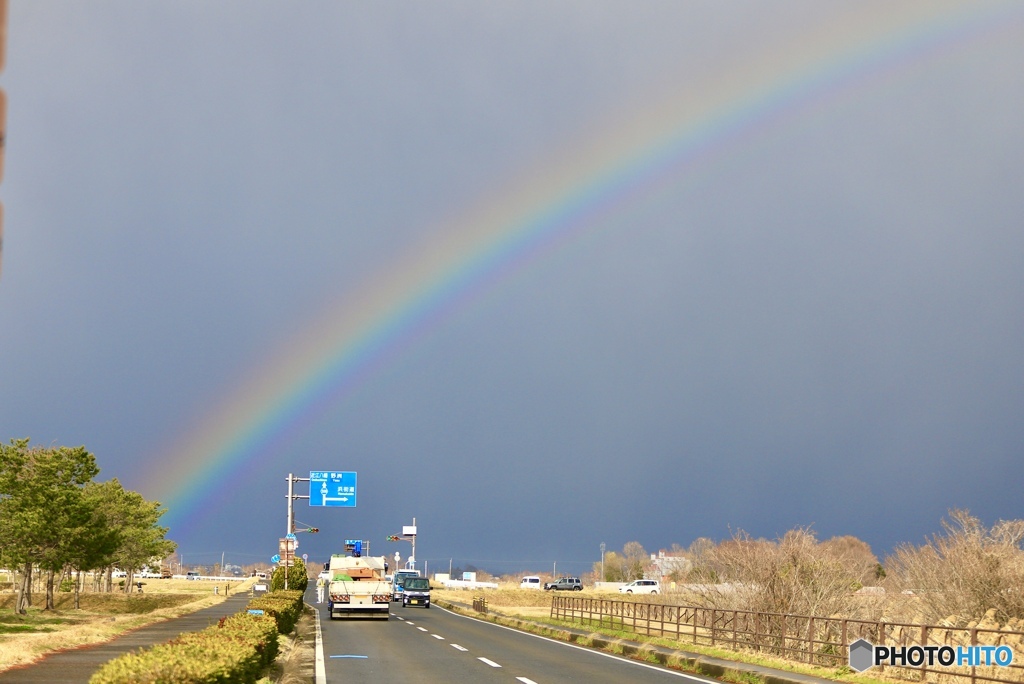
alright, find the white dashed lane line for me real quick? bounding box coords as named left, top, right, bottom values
left=402, top=625, right=533, bottom=680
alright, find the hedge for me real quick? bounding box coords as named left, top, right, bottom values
left=245, top=589, right=304, bottom=634
left=88, top=589, right=304, bottom=684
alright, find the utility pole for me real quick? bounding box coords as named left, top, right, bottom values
left=284, top=473, right=310, bottom=590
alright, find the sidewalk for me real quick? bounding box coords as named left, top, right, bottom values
left=0, top=592, right=251, bottom=683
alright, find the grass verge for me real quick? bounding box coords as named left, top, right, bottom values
left=0, top=579, right=255, bottom=673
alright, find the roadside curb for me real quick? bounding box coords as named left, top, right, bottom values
left=434, top=598, right=839, bottom=684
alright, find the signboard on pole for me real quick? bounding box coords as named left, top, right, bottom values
left=309, top=471, right=357, bottom=507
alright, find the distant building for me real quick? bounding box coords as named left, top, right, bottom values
left=649, top=550, right=691, bottom=581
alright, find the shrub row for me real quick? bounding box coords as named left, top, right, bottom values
left=88, top=589, right=305, bottom=684
left=246, top=589, right=304, bottom=634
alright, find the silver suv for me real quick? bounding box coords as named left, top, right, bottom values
left=544, top=576, right=583, bottom=591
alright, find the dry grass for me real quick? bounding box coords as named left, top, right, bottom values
left=0, top=578, right=257, bottom=673
left=434, top=587, right=552, bottom=608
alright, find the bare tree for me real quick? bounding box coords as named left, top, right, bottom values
left=820, top=535, right=883, bottom=587
left=694, top=527, right=859, bottom=618
left=885, top=509, right=1024, bottom=624
left=621, top=542, right=650, bottom=581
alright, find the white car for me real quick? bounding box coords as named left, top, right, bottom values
left=519, top=575, right=542, bottom=590
left=318, top=570, right=331, bottom=581
left=619, top=579, right=660, bottom=594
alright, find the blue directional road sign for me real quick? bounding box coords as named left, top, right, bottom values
left=309, top=471, right=357, bottom=507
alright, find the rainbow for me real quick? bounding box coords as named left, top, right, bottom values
left=151, top=2, right=1018, bottom=534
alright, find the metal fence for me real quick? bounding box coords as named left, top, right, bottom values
left=550, top=596, right=1024, bottom=684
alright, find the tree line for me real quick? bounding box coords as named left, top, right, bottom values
left=0, top=438, right=176, bottom=613
left=594, top=509, right=1024, bottom=626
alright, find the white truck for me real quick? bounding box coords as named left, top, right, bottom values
left=326, top=553, right=392, bottom=619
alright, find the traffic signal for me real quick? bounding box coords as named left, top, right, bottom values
left=386, top=535, right=400, bottom=541
left=307, top=527, right=319, bottom=534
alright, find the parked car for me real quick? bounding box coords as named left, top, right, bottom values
left=519, top=575, right=542, bottom=590
left=619, top=579, right=660, bottom=594
left=544, top=576, right=583, bottom=591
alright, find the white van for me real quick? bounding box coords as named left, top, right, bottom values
left=520, top=575, right=542, bottom=590
left=619, top=579, right=660, bottom=594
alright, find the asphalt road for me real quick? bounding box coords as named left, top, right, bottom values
left=311, top=589, right=721, bottom=684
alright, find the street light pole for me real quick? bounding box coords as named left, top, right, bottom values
left=600, top=542, right=606, bottom=583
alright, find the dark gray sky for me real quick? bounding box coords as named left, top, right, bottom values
left=2, top=1, right=1022, bottom=576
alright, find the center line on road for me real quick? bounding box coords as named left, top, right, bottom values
left=516, top=678, right=540, bottom=684
left=478, top=657, right=502, bottom=668
left=451, top=644, right=468, bottom=652
left=432, top=634, right=445, bottom=640
left=417, top=626, right=428, bottom=632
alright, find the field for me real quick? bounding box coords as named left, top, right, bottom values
left=0, top=577, right=255, bottom=673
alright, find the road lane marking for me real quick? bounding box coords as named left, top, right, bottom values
left=451, top=644, right=468, bottom=651
left=437, top=603, right=721, bottom=683
left=313, top=607, right=326, bottom=684
left=516, top=678, right=539, bottom=684
left=432, top=634, right=445, bottom=639
left=478, top=657, right=502, bottom=668
left=417, top=626, right=428, bottom=632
